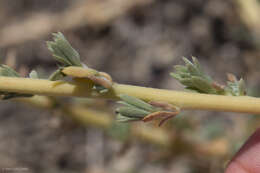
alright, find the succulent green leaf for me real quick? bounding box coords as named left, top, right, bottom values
left=225, top=78, right=246, bottom=96
left=49, top=68, right=66, bottom=81
left=170, top=73, right=182, bottom=80
left=117, top=101, right=138, bottom=108
left=178, top=72, right=191, bottom=78
left=190, top=76, right=216, bottom=94
left=171, top=57, right=246, bottom=96
left=118, top=94, right=155, bottom=112
left=171, top=57, right=218, bottom=94
left=183, top=57, right=202, bottom=76
left=192, top=56, right=202, bottom=73
left=116, top=113, right=141, bottom=122
left=0, top=65, right=20, bottom=77
left=178, top=78, right=194, bottom=87
left=47, top=32, right=82, bottom=67
left=116, top=106, right=150, bottom=118
left=174, top=65, right=188, bottom=73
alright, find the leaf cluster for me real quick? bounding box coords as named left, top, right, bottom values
left=46, top=32, right=110, bottom=93
left=47, top=32, right=84, bottom=81
left=116, top=94, right=158, bottom=122
left=170, top=57, right=246, bottom=96
left=47, top=32, right=82, bottom=67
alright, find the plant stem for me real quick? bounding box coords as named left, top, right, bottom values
left=113, top=84, right=260, bottom=114
left=1, top=76, right=260, bottom=114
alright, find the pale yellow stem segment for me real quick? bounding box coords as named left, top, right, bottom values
left=235, top=0, right=260, bottom=31
left=62, top=66, right=98, bottom=78
left=1, top=76, right=260, bottom=114
left=113, top=84, right=260, bottom=114
left=65, top=105, right=112, bottom=128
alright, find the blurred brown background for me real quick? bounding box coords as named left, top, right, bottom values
left=0, top=0, right=260, bottom=172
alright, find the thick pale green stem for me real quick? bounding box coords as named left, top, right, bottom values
left=1, top=76, right=260, bottom=114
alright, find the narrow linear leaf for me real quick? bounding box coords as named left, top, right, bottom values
left=191, top=76, right=216, bottom=94
left=119, top=94, right=155, bottom=112
left=49, top=68, right=66, bottom=81
left=183, top=57, right=199, bottom=75
left=174, top=65, right=188, bottom=73
left=116, top=114, right=141, bottom=122
left=116, top=107, right=150, bottom=118
left=192, top=56, right=202, bottom=74
left=117, top=101, right=138, bottom=108
left=178, top=72, right=191, bottom=78
left=47, top=32, right=82, bottom=67
left=178, top=78, right=194, bottom=87
left=0, top=65, right=20, bottom=77
left=170, top=73, right=182, bottom=80
left=171, top=57, right=217, bottom=94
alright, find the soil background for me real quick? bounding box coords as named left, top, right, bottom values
left=0, top=0, right=260, bottom=172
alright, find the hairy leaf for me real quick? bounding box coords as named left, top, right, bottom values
left=119, top=94, right=155, bottom=112
left=47, top=32, right=82, bottom=67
